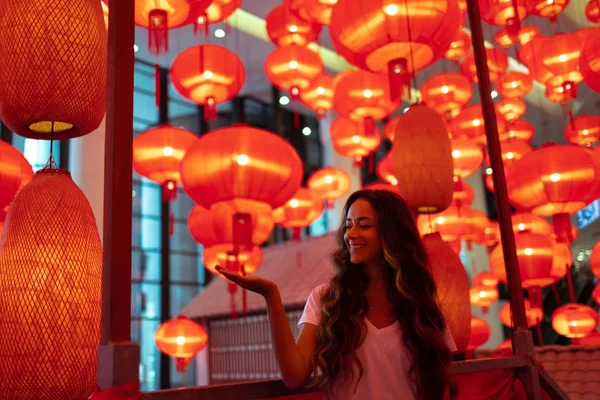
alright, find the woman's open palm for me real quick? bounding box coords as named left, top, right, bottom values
left=215, top=265, right=276, bottom=297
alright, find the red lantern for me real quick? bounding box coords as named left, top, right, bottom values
left=0, top=142, right=33, bottom=215
left=449, top=104, right=507, bottom=145
left=272, top=187, right=324, bottom=234
left=265, top=45, right=324, bottom=100
left=504, top=119, right=535, bottom=142
left=133, top=124, right=197, bottom=201
left=293, top=0, right=337, bottom=25
left=420, top=73, right=472, bottom=120
left=497, top=71, right=533, bottom=99
left=499, top=300, right=543, bottom=328
left=307, top=167, right=352, bottom=208
left=495, top=98, right=526, bottom=123
left=444, top=30, right=472, bottom=61
left=192, top=0, right=242, bottom=32
left=467, top=317, right=490, bottom=351
left=586, top=0, right=600, bottom=23
left=266, top=4, right=321, bottom=46
left=451, top=179, right=475, bottom=211
left=170, top=44, right=245, bottom=120
left=484, top=139, right=533, bottom=172
left=461, top=48, right=509, bottom=83
left=541, top=30, right=592, bottom=92
left=362, top=181, right=400, bottom=194
left=203, top=244, right=263, bottom=277
left=564, top=115, right=600, bottom=147
left=154, top=315, right=208, bottom=372
left=478, top=0, right=536, bottom=32
left=591, top=240, right=600, bottom=280
left=551, top=304, right=599, bottom=339
left=518, top=37, right=555, bottom=84
left=507, top=212, right=552, bottom=237
left=532, top=0, right=569, bottom=19
left=474, top=271, right=499, bottom=287
left=550, top=241, right=571, bottom=283
left=376, top=152, right=398, bottom=186
left=417, top=206, right=489, bottom=244
left=580, top=28, right=600, bottom=94
left=188, top=206, right=220, bottom=248
left=0, top=0, right=107, bottom=140
left=451, top=139, right=484, bottom=179
left=478, top=221, right=500, bottom=247
left=383, top=118, right=400, bottom=142
left=299, top=74, right=334, bottom=119
left=470, top=285, right=499, bottom=311
left=329, top=0, right=461, bottom=101
left=494, top=25, right=540, bottom=48
left=330, top=117, right=382, bottom=161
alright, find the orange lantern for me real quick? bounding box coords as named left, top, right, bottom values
left=518, top=37, right=554, bottom=84
left=102, top=1, right=109, bottom=29
left=307, top=167, right=352, bottom=208
left=467, top=317, right=490, bottom=351
left=586, top=0, right=600, bottom=23
left=505, top=145, right=600, bottom=242
left=383, top=118, right=400, bottom=142
left=452, top=180, right=475, bottom=210
left=376, top=152, right=398, bottom=186
left=154, top=315, right=208, bottom=372
left=550, top=241, right=571, bottom=283
left=474, top=271, right=499, bottom=287
left=551, top=304, right=599, bottom=339
left=330, top=117, right=382, bottom=161
left=532, top=0, right=569, bottom=19
left=417, top=206, right=489, bottom=244
left=0, top=142, right=33, bottom=214
left=422, top=232, right=471, bottom=353
left=333, top=70, right=399, bottom=133
left=478, top=221, right=500, bottom=247
left=470, top=285, right=499, bottom=312
left=461, top=48, right=509, bottom=83
left=133, top=124, right=197, bottom=201
left=192, top=0, right=242, bottom=34
left=490, top=232, right=554, bottom=288
left=392, top=104, right=454, bottom=213
left=0, top=0, right=107, bottom=140
left=265, top=45, right=324, bottom=100
left=497, top=71, right=533, bottom=99
left=564, top=115, right=600, bottom=147
left=593, top=284, right=600, bottom=305
left=484, top=139, right=533, bottom=172
left=299, top=74, right=334, bottom=119
left=203, top=244, right=263, bottom=276
left=0, top=168, right=102, bottom=399
left=494, top=28, right=516, bottom=48
left=362, top=181, right=400, bottom=194
left=293, top=0, right=337, bottom=25
left=329, top=0, right=462, bottom=101
left=504, top=119, right=535, bottom=142
left=451, top=139, right=484, bottom=179
left=508, top=212, right=552, bottom=237
left=495, top=98, right=526, bottom=123
left=494, top=25, right=539, bottom=48
left=478, top=0, right=536, bottom=32
left=188, top=205, right=220, bottom=247
left=420, top=73, right=473, bottom=120
left=272, top=187, right=324, bottom=237
left=499, top=300, right=543, bottom=328
left=266, top=4, right=321, bottom=46
left=170, top=44, right=245, bottom=120
left=445, top=30, right=472, bottom=61
left=449, top=104, right=507, bottom=145
left=580, top=27, right=600, bottom=94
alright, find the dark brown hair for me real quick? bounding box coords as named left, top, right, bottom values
left=310, top=189, right=457, bottom=399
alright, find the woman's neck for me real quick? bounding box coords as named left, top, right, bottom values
left=365, top=260, right=386, bottom=289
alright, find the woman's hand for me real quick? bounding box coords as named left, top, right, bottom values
left=215, top=265, right=277, bottom=298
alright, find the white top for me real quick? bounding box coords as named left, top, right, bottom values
left=298, top=284, right=457, bottom=400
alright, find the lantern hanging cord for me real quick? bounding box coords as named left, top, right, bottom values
left=403, top=0, right=418, bottom=100
left=44, top=121, right=58, bottom=170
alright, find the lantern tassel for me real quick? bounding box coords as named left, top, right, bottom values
left=387, top=58, right=411, bottom=103
left=148, top=9, right=169, bottom=56
left=193, top=14, right=209, bottom=36
left=566, top=264, right=575, bottom=302
left=536, top=322, right=544, bottom=346
left=241, top=264, right=247, bottom=314
left=552, top=284, right=561, bottom=303
left=204, top=98, right=217, bottom=120
left=317, top=109, right=326, bottom=120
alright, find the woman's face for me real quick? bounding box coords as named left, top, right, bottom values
left=344, top=198, right=383, bottom=265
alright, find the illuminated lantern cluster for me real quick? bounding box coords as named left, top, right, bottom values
left=266, top=4, right=321, bottom=46
left=449, top=104, right=507, bottom=144
left=272, top=187, right=324, bottom=239
left=580, top=29, right=600, bottom=94
left=445, top=30, right=472, bottom=62
left=494, top=25, right=539, bottom=48
left=417, top=206, right=489, bottom=245
left=299, top=74, right=334, bottom=119
left=420, top=73, right=472, bottom=120
left=564, top=115, right=600, bottom=147
left=265, top=45, right=324, bottom=100
left=552, top=304, right=599, bottom=339
left=461, top=48, right=509, bottom=83
left=154, top=315, right=208, bottom=372
left=192, top=0, right=242, bottom=34
left=307, top=167, right=351, bottom=208
left=170, top=44, right=245, bottom=120
left=330, top=117, right=382, bottom=161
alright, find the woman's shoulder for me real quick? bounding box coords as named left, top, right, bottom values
left=312, top=282, right=330, bottom=299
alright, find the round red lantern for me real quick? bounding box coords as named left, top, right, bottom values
left=551, top=303, right=599, bottom=339
left=132, top=0, right=190, bottom=54
left=330, top=117, right=382, bottom=160
left=451, top=139, right=484, bottom=179
left=470, top=285, right=499, bottom=311
left=383, top=118, right=400, bottom=142
left=495, top=98, right=527, bottom=123
left=550, top=241, right=571, bottom=283
left=508, top=212, right=552, bottom=237
left=194, top=0, right=242, bottom=27
left=154, top=315, right=208, bottom=372
left=532, top=0, right=569, bottom=19
left=188, top=205, right=220, bottom=248
left=445, top=30, right=472, bottom=61
left=518, top=37, right=554, bottom=84
left=467, top=317, right=490, bottom=351
left=504, top=119, right=535, bottom=143
left=203, top=244, right=263, bottom=277
left=265, top=45, right=324, bottom=100
left=307, top=167, right=352, bottom=207
left=0, top=0, right=107, bottom=140
left=461, top=48, right=509, bottom=83
left=376, top=152, right=398, bottom=186
left=478, top=0, right=536, bottom=29
left=170, top=44, right=245, bottom=120
left=133, top=124, right=197, bottom=201
left=478, top=221, right=500, bottom=247
left=580, top=29, right=600, bottom=94
left=494, top=25, right=539, bottom=48
left=564, top=115, right=600, bottom=147
left=299, top=74, right=334, bottom=119
left=272, top=187, right=324, bottom=232
left=0, top=142, right=33, bottom=214
left=420, top=73, right=472, bottom=120
left=449, top=104, right=507, bottom=145
left=497, top=71, right=533, bottom=99
left=484, top=139, right=533, bottom=172
left=417, top=206, right=489, bottom=244
left=586, top=0, right=600, bottom=23
left=499, top=300, right=543, bottom=328
left=451, top=180, right=475, bottom=210
left=293, top=0, right=337, bottom=25
left=474, top=271, right=499, bottom=287
left=266, top=4, right=321, bottom=46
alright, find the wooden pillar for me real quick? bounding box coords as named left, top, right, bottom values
left=97, top=0, right=140, bottom=390
left=465, top=0, right=541, bottom=398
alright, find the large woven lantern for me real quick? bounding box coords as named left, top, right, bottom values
left=0, top=0, right=107, bottom=139
left=0, top=168, right=102, bottom=399
left=420, top=73, right=472, bottom=120
left=497, top=71, right=533, bottom=99
left=266, top=4, right=321, bottom=46
left=203, top=244, right=263, bottom=277
left=551, top=304, right=599, bottom=339
left=329, top=0, right=461, bottom=101
left=307, top=167, right=351, bottom=208
left=154, top=315, right=208, bottom=372
left=133, top=124, right=197, bottom=201
left=422, top=232, right=471, bottom=353
left=265, top=45, right=324, bottom=100
left=299, top=74, right=334, bottom=119
left=580, top=26, right=600, bottom=94
left=564, top=115, right=600, bottom=147
left=330, top=117, right=382, bottom=161
left=391, top=104, right=454, bottom=213
left=0, top=142, right=33, bottom=214
left=170, top=44, right=245, bottom=120
left=461, top=48, right=509, bottom=83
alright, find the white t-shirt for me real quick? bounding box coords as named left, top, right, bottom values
left=298, top=284, right=457, bottom=400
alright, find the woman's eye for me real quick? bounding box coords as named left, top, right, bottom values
left=360, top=224, right=372, bottom=229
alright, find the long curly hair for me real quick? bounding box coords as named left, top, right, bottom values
left=310, top=189, right=458, bottom=399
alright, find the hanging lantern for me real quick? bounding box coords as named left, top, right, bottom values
left=495, top=98, right=527, bottom=123
left=192, top=0, right=242, bottom=35
left=266, top=4, right=321, bottom=46
left=333, top=70, right=399, bottom=134
left=551, top=304, right=599, bottom=339
left=478, top=221, right=500, bottom=248
left=473, top=271, right=499, bottom=287
left=484, top=139, right=533, bottom=176
left=307, top=167, right=352, bottom=208
left=505, top=145, right=600, bottom=243
left=417, top=206, right=489, bottom=244
left=490, top=232, right=554, bottom=288
left=593, top=284, right=600, bottom=305
left=451, top=139, right=484, bottom=180
left=362, top=181, right=401, bottom=194
left=478, top=0, right=536, bottom=34
left=461, top=48, right=509, bottom=83
left=383, top=118, right=400, bottom=142
left=330, top=117, right=382, bottom=161
left=504, top=119, right=535, bottom=142
left=154, top=315, right=208, bottom=372
left=451, top=180, right=475, bottom=211
left=580, top=29, right=600, bottom=94
left=591, top=241, right=600, bottom=280
left=497, top=71, right=533, bottom=99
left=272, top=187, right=324, bottom=238
left=532, top=0, right=569, bottom=19
left=391, top=104, right=454, bottom=213
left=265, top=45, right=324, bottom=101
left=0, top=168, right=102, bottom=399
left=376, top=152, right=398, bottom=186
left=187, top=205, right=220, bottom=248
left=564, top=115, right=600, bottom=147
left=470, top=285, right=499, bottom=312
left=170, top=44, right=245, bottom=120
left=299, top=74, right=334, bottom=119
left=133, top=124, right=197, bottom=201
left=518, top=37, right=554, bottom=84
left=444, top=30, right=472, bottom=62
left=586, top=0, right=600, bottom=23
left=494, top=28, right=516, bottom=48
left=494, top=25, right=540, bottom=48
left=0, top=0, right=107, bottom=139
left=203, top=244, right=263, bottom=277
left=420, top=73, right=472, bottom=120
left=293, top=0, right=338, bottom=25
left=0, top=142, right=33, bottom=214
left=329, top=0, right=462, bottom=102
left=449, top=104, right=508, bottom=145
left=422, top=232, right=471, bottom=353
left=467, top=317, right=490, bottom=351
left=508, top=212, right=553, bottom=237
left=499, top=300, right=543, bottom=328
left=550, top=241, right=571, bottom=283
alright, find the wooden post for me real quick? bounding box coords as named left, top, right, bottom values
left=98, top=0, right=140, bottom=390
left=465, top=0, right=541, bottom=398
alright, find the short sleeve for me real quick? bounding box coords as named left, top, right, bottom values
left=298, top=283, right=329, bottom=327
left=444, top=326, right=457, bottom=353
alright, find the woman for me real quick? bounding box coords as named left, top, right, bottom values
left=216, top=189, right=458, bottom=399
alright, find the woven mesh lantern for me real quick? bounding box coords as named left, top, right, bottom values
left=0, top=0, right=107, bottom=139
left=0, top=168, right=102, bottom=399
